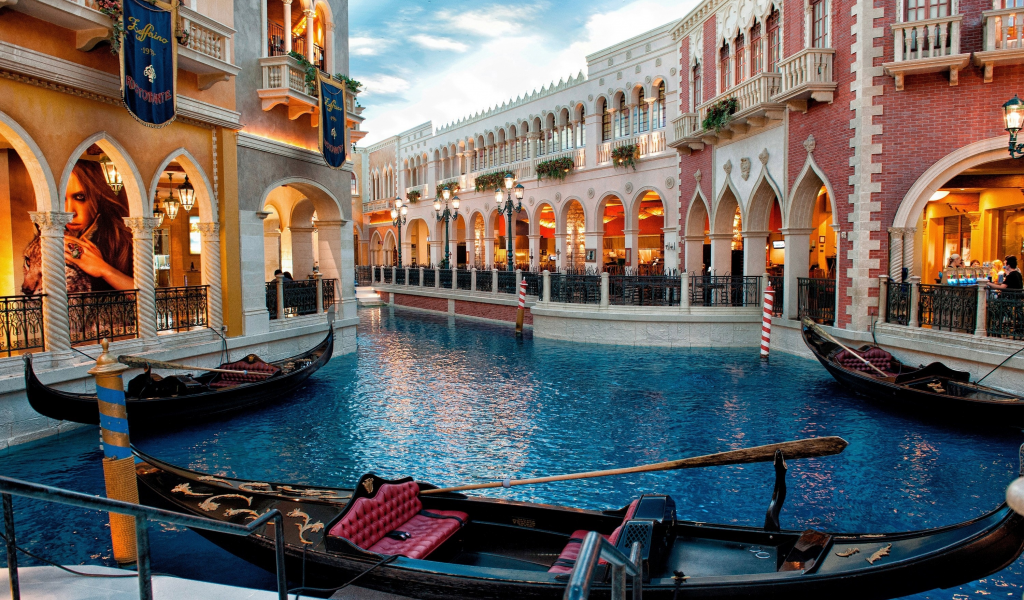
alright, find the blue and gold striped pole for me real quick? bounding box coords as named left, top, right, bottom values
left=88, top=339, right=138, bottom=565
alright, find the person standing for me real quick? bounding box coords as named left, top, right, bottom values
left=988, top=256, right=1023, bottom=291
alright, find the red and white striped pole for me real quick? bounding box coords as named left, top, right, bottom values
left=516, top=278, right=527, bottom=334
left=760, top=284, right=775, bottom=359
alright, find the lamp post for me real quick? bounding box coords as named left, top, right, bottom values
left=494, top=173, right=524, bottom=272
left=1004, top=96, right=1024, bottom=158
left=391, top=196, right=408, bottom=265
left=434, top=186, right=459, bottom=269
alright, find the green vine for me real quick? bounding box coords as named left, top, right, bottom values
left=701, top=97, right=739, bottom=132
left=536, top=157, right=574, bottom=181
left=611, top=145, right=639, bottom=171
left=334, top=74, right=363, bottom=94
left=436, top=182, right=460, bottom=197
left=288, top=51, right=319, bottom=96
left=474, top=172, right=507, bottom=192
left=407, top=190, right=421, bottom=203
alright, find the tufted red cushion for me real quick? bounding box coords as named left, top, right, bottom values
left=548, top=500, right=639, bottom=574
left=209, top=358, right=279, bottom=388
left=328, top=482, right=468, bottom=559
left=835, top=348, right=893, bottom=374
left=367, top=510, right=467, bottom=559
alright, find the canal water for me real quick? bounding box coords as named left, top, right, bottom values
left=1, top=307, right=1022, bottom=598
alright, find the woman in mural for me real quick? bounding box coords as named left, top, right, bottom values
left=22, top=160, right=134, bottom=295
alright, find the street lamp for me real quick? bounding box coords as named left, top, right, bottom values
left=495, top=174, right=524, bottom=272
left=1004, top=96, right=1024, bottom=158
left=434, top=187, right=459, bottom=269
left=391, top=196, right=408, bottom=265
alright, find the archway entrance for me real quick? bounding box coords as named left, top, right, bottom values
left=601, top=197, right=625, bottom=273
left=383, top=230, right=397, bottom=266
left=786, top=164, right=838, bottom=323
left=536, top=203, right=555, bottom=271
left=407, top=218, right=429, bottom=266
left=634, top=192, right=666, bottom=274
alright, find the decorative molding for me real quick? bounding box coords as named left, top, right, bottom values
left=803, top=135, right=816, bottom=154
left=740, top=158, right=751, bottom=180
left=555, top=192, right=562, bottom=202
left=666, top=177, right=675, bottom=189
left=237, top=132, right=353, bottom=171
left=759, top=148, right=769, bottom=165
left=29, top=211, right=73, bottom=236
left=723, top=159, right=732, bottom=175
left=587, top=188, right=595, bottom=198
left=625, top=182, right=634, bottom=194
left=694, top=169, right=702, bottom=182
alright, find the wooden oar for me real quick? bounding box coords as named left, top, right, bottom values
left=116, top=355, right=273, bottom=377
left=801, top=317, right=891, bottom=379
left=420, top=436, right=848, bottom=496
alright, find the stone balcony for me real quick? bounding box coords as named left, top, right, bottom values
left=176, top=6, right=240, bottom=90
left=405, top=184, right=427, bottom=202
left=258, top=55, right=318, bottom=124
left=690, top=72, right=785, bottom=146
left=364, top=199, right=390, bottom=213
left=774, top=48, right=837, bottom=112
left=975, top=5, right=1024, bottom=83
left=882, top=15, right=970, bottom=90
left=596, top=130, right=666, bottom=164
left=7, top=0, right=110, bottom=50
left=668, top=113, right=704, bottom=152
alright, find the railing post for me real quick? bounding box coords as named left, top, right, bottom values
left=542, top=270, right=551, bottom=303
left=516, top=269, right=523, bottom=294
left=419, top=266, right=425, bottom=287
left=975, top=284, right=988, bottom=337
left=135, top=514, right=153, bottom=600
left=435, top=267, right=441, bottom=289
left=492, top=269, right=499, bottom=296
left=600, top=272, right=610, bottom=307
left=611, top=563, right=627, bottom=600
left=681, top=272, right=690, bottom=309
left=404, top=267, right=410, bottom=286
left=315, top=273, right=324, bottom=314
left=908, top=276, right=921, bottom=328
left=392, top=266, right=397, bottom=285
left=3, top=493, right=19, bottom=600
left=471, top=267, right=477, bottom=292
left=878, top=275, right=889, bottom=324
left=276, top=273, right=285, bottom=320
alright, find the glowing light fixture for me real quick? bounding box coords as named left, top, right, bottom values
left=177, top=175, right=196, bottom=213
left=99, top=156, right=123, bottom=194
left=1004, top=95, right=1024, bottom=158
left=503, top=172, right=514, bottom=190
left=930, top=191, right=950, bottom=201
left=163, top=173, right=180, bottom=221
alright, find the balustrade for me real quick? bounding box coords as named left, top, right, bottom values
left=265, top=278, right=334, bottom=320
left=987, top=290, right=1024, bottom=340
left=356, top=266, right=372, bottom=286
left=885, top=280, right=912, bottom=326
left=521, top=272, right=541, bottom=297
left=423, top=268, right=436, bottom=287
left=892, top=16, right=963, bottom=61
left=775, top=48, right=837, bottom=107
left=496, top=271, right=518, bottom=294
left=395, top=268, right=406, bottom=285
left=597, top=131, right=667, bottom=164
left=438, top=269, right=453, bottom=289
left=322, top=279, right=337, bottom=308
left=669, top=113, right=700, bottom=146
left=609, top=275, right=681, bottom=306
left=261, top=55, right=311, bottom=96
left=918, top=284, right=977, bottom=333
left=408, top=268, right=420, bottom=286
left=696, top=72, right=783, bottom=129
left=0, top=295, right=45, bottom=357
left=69, top=290, right=139, bottom=346
left=476, top=271, right=493, bottom=292
left=155, top=286, right=209, bottom=333
left=691, top=275, right=762, bottom=307
left=767, top=276, right=784, bottom=317
left=797, top=278, right=836, bottom=325
left=179, top=6, right=232, bottom=64
left=456, top=270, right=472, bottom=291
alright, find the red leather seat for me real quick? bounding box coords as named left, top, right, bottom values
left=549, top=500, right=639, bottom=574
left=835, top=347, right=893, bottom=375
left=209, top=356, right=280, bottom=388
left=328, top=481, right=468, bottom=560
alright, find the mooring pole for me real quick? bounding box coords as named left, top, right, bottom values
left=516, top=278, right=527, bottom=334
left=89, top=339, right=139, bottom=565
left=760, top=284, right=775, bottom=359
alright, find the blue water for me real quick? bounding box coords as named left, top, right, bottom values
left=1, top=307, right=1022, bottom=598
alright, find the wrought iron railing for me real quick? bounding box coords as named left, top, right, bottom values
left=372, top=266, right=382, bottom=283
left=550, top=274, right=601, bottom=304
left=322, top=278, right=336, bottom=308
left=68, top=290, right=138, bottom=346
left=988, top=290, right=1024, bottom=340
left=918, top=284, right=976, bottom=333
left=423, top=268, right=436, bottom=287
left=457, top=269, right=472, bottom=291
left=0, top=294, right=44, bottom=357
left=476, top=270, right=493, bottom=292
left=797, top=278, right=836, bottom=325
left=497, top=271, right=517, bottom=294
left=610, top=275, right=682, bottom=306
left=355, top=265, right=372, bottom=286
left=885, top=280, right=912, bottom=326
left=522, top=271, right=541, bottom=297
left=155, top=286, right=208, bottom=333
left=690, top=275, right=762, bottom=307
left=282, top=280, right=318, bottom=316
left=767, top=276, right=784, bottom=316
left=265, top=281, right=278, bottom=316
left=395, top=268, right=406, bottom=285
left=408, top=268, right=420, bottom=286
left=439, top=269, right=453, bottom=289
left=383, top=268, right=393, bottom=284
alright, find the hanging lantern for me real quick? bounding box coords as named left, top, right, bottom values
left=99, top=156, right=123, bottom=194
left=177, top=175, right=196, bottom=213
left=152, top=202, right=165, bottom=227
left=164, top=196, right=180, bottom=221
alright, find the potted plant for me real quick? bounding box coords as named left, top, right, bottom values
left=474, top=172, right=507, bottom=192
left=407, top=190, right=421, bottom=203
left=536, top=157, right=575, bottom=181
left=611, top=144, right=639, bottom=171
left=701, top=97, right=739, bottom=132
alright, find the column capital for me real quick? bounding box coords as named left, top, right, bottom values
left=887, top=227, right=906, bottom=235
left=780, top=227, right=815, bottom=236
left=196, top=222, right=220, bottom=238
left=315, top=219, right=348, bottom=227
left=288, top=226, right=317, bottom=234
left=302, top=8, right=315, bottom=17
left=527, top=132, right=541, bottom=140
left=742, top=230, right=771, bottom=238
left=123, top=216, right=162, bottom=236
left=281, top=0, right=291, bottom=4
left=29, top=211, right=73, bottom=236
left=902, top=227, right=917, bottom=236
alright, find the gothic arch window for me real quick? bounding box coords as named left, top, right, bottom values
left=767, top=9, right=781, bottom=71
left=811, top=0, right=830, bottom=48
left=652, top=81, right=667, bottom=128
left=719, top=42, right=731, bottom=93
left=635, top=88, right=649, bottom=134
left=751, top=22, right=763, bottom=75
left=692, top=62, right=702, bottom=111
left=734, top=34, right=746, bottom=84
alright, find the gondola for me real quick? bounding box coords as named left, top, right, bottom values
left=24, top=324, right=333, bottom=427
left=134, top=446, right=1024, bottom=600
left=802, top=323, right=1024, bottom=425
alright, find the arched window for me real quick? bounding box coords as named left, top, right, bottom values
left=576, top=107, right=586, bottom=147
left=751, top=22, right=763, bottom=75
left=734, top=34, right=746, bottom=84
left=616, top=94, right=630, bottom=138
left=692, top=62, right=702, bottom=111
left=811, top=0, right=830, bottom=47
left=652, top=81, right=667, bottom=129
left=600, top=98, right=612, bottom=142
left=351, top=173, right=358, bottom=195
left=719, top=42, right=730, bottom=92
left=767, top=9, right=781, bottom=71
left=635, top=89, right=649, bottom=134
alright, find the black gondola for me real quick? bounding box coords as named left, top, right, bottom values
left=801, top=323, right=1024, bottom=425
left=24, top=325, right=333, bottom=427
left=134, top=447, right=1024, bottom=600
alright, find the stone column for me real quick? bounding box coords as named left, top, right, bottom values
left=600, top=272, right=609, bottom=307
left=448, top=234, right=458, bottom=269
left=878, top=274, right=889, bottom=323
left=492, top=269, right=498, bottom=295
left=528, top=132, right=540, bottom=161
left=681, top=272, right=691, bottom=309
left=708, top=233, right=733, bottom=276
left=528, top=234, right=541, bottom=271
left=465, top=237, right=476, bottom=268
left=554, top=233, right=567, bottom=271
left=123, top=217, right=161, bottom=341
left=303, top=9, right=315, bottom=64
left=623, top=228, right=639, bottom=269
left=29, top=212, right=73, bottom=354
left=975, top=284, right=988, bottom=337
left=483, top=236, right=495, bottom=267
left=542, top=270, right=550, bottom=302
left=196, top=222, right=224, bottom=330
left=662, top=227, right=679, bottom=273
left=781, top=228, right=814, bottom=320
left=683, top=235, right=705, bottom=274
left=282, top=0, right=292, bottom=52
left=585, top=230, right=603, bottom=270
left=470, top=267, right=477, bottom=292
left=430, top=240, right=442, bottom=267
left=585, top=113, right=600, bottom=169
left=902, top=228, right=917, bottom=279
left=418, top=266, right=424, bottom=287
left=908, top=276, right=921, bottom=328
left=400, top=242, right=412, bottom=267
left=888, top=227, right=904, bottom=281
left=742, top=231, right=769, bottom=279
left=289, top=226, right=316, bottom=278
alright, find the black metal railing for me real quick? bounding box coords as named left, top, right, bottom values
left=383, top=268, right=393, bottom=284
left=919, top=284, right=976, bottom=333
left=690, top=275, right=761, bottom=307
left=395, top=268, right=406, bottom=285
left=69, top=290, right=138, bottom=346
left=282, top=279, right=318, bottom=316
left=476, top=270, right=493, bottom=292
left=797, top=278, right=836, bottom=325
left=610, top=275, right=682, bottom=306
left=408, top=268, right=420, bottom=286
left=497, top=271, right=517, bottom=294
left=155, top=286, right=208, bottom=333
left=267, top=20, right=286, bottom=57
left=550, top=274, right=601, bottom=304
left=457, top=269, right=472, bottom=290
left=0, top=294, right=44, bottom=357
left=522, top=272, right=541, bottom=297
left=767, top=275, right=784, bottom=316
left=988, top=290, right=1024, bottom=340
left=265, top=281, right=278, bottom=316
left=439, top=269, right=453, bottom=289
left=322, top=278, right=336, bottom=308
left=372, top=266, right=382, bottom=283
left=423, top=268, right=436, bottom=287
left=356, top=266, right=372, bottom=286
left=885, top=280, right=912, bottom=326
left=0, top=475, right=289, bottom=600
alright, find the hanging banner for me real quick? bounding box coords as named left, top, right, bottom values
left=317, top=72, right=348, bottom=169
left=120, top=0, right=177, bottom=128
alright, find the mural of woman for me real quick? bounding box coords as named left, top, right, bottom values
left=21, top=159, right=134, bottom=295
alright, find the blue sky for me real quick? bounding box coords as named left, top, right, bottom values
left=350, top=0, right=701, bottom=145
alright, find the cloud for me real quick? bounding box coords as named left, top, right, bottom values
left=438, top=3, right=545, bottom=36
left=350, top=36, right=390, bottom=56
left=357, top=74, right=410, bottom=97
left=410, top=35, right=469, bottom=52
